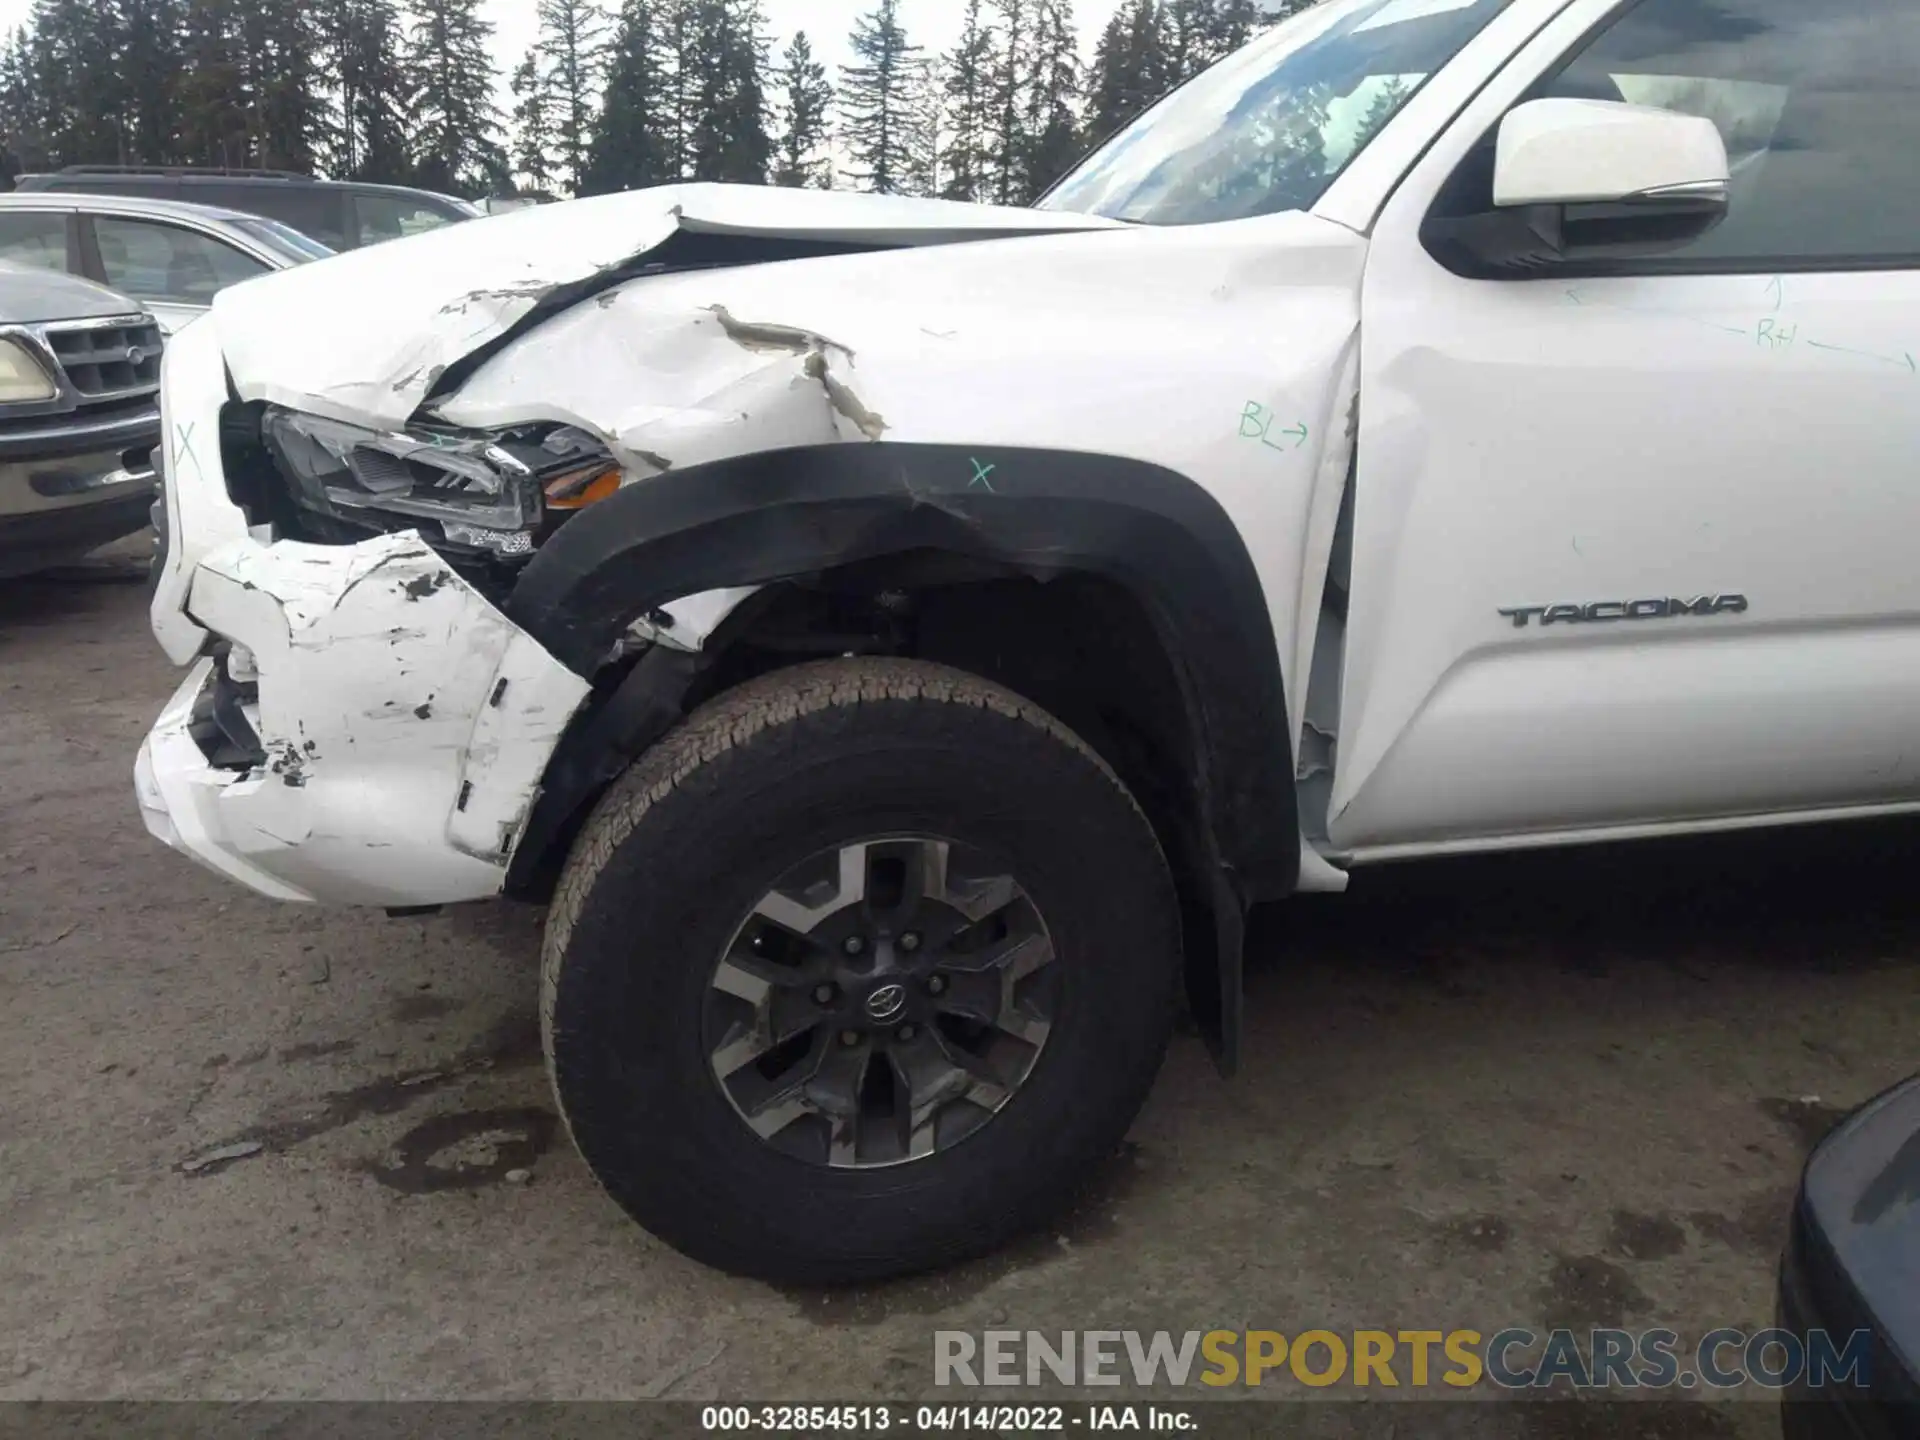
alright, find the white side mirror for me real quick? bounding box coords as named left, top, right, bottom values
left=1494, top=98, right=1730, bottom=209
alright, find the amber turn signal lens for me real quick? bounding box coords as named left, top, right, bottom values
left=544, top=465, right=622, bottom=510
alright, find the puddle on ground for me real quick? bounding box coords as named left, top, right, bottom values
left=1536, top=1254, right=1652, bottom=1332
left=392, top=993, right=462, bottom=1023
left=363, top=1106, right=557, bottom=1193
left=185, top=1010, right=541, bottom=1166
left=1605, top=1208, right=1687, bottom=1262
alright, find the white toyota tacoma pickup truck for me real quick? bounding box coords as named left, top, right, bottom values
left=135, top=0, right=1919, bottom=1282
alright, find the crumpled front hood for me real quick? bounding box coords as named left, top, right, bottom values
left=208, top=182, right=1124, bottom=432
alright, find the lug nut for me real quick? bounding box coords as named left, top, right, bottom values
left=839, top=1029, right=862, bottom=1047
left=843, top=936, right=865, bottom=956
left=927, top=974, right=948, bottom=995
left=898, top=1024, right=918, bottom=1041
left=812, top=984, right=837, bottom=1005
left=900, top=932, right=921, bottom=953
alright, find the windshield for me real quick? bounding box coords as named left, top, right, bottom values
left=1039, top=0, right=1516, bottom=225
left=234, top=217, right=336, bottom=264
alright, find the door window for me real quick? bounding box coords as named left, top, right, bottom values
left=1435, top=0, right=1920, bottom=268
left=354, top=194, right=463, bottom=246
left=93, top=217, right=268, bottom=306
left=188, top=184, right=349, bottom=251
left=0, top=211, right=69, bottom=273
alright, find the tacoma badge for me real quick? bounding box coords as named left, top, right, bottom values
left=1498, top=596, right=1749, bottom=629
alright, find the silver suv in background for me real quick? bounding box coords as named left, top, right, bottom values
left=0, top=193, right=331, bottom=336
left=0, top=262, right=160, bottom=578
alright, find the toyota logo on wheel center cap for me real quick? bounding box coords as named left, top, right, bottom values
left=864, top=983, right=908, bottom=1023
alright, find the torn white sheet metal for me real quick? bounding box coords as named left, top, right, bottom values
left=137, top=530, right=590, bottom=905
left=443, top=209, right=1370, bottom=754
left=152, top=313, right=252, bottom=665
left=438, top=296, right=887, bottom=464
left=210, top=182, right=1124, bottom=434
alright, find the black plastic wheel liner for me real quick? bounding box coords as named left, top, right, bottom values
left=504, top=440, right=1299, bottom=1070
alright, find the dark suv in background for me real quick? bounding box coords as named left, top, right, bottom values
left=9, top=168, right=479, bottom=252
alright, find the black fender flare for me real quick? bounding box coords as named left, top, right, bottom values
left=503, top=442, right=1298, bottom=1071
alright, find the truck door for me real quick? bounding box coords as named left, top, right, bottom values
left=1328, top=0, right=1920, bottom=855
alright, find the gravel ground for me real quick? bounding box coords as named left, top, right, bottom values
left=3, top=548, right=1916, bottom=1436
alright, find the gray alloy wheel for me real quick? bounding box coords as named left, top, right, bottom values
left=702, top=836, right=1058, bottom=1169
left=542, top=656, right=1180, bottom=1282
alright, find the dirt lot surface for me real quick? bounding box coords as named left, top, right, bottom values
left=4, top=553, right=1917, bottom=1435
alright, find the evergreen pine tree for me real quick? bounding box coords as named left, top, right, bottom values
left=345, top=0, right=411, bottom=180
left=769, top=30, right=832, bottom=188
left=723, top=0, right=771, bottom=182
left=1165, top=0, right=1289, bottom=85
left=0, top=27, right=39, bottom=176
left=406, top=0, right=507, bottom=193
left=9, top=13, right=58, bottom=169
left=176, top=0, right=248, bottom=166
left=837, top=0, right=920, bottom=195
left=1020, top=0, right=1082, bottom=200
left=318, top=0, right=410, bottom=180
left=510, top=52, right=556, bottom=192
left=661, top=0, right=698, bottom=179
left=901, top=59, right=941, bottom=197
left=27, top=0, right=124, bottom=164
left=685, top=0, right=768, bottom=183
left=684, top=0, right=725, bottom=179
left=583, top=0, right=674, bottom=193
left=247, top=0, right=324, bottom=169
left=1161, top=0, right=1210, bottom=82
left=317, top=0, right=359, bottom=172
left=537, top=0, right=609, bottom=194
left=1085, top=0, right=1169, bottom=144
left=984, top=0, right=1032, bottom=204
left=120, top=0, right=183, bottom=164
left=936, top=0, right=993, bottom=203
left=1205, top=0, right=1265, bottom=56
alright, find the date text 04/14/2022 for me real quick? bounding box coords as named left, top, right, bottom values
left=699, top=1404, right=1199, bottom=1432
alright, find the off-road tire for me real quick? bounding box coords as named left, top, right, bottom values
left=541, top=656, right=1180, bottom=1283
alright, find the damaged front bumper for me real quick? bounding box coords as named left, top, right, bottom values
left=137, top=315, right=591, bottom=906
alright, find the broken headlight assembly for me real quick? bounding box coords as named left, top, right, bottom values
left=259, top=405, right=621, bottom=561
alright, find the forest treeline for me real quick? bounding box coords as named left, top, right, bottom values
left=0, top=0, right=1319, bottom=199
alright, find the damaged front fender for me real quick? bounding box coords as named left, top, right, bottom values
left=435, top=291, right=892, bottom=470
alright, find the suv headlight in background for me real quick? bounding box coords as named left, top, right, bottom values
left=259, top=407, right=619, bottom=560
left=0, top=337, right=58, bottom=403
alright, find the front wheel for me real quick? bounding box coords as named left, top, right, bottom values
left=541, top=657, right=1180, bottom=1283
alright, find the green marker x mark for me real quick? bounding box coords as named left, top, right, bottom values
left=969, top=459, right=997, bottom=492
